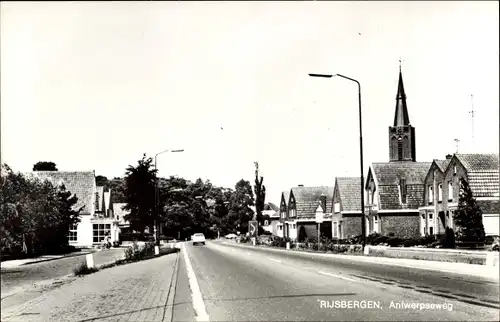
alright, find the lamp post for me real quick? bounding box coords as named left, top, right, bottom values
left=154, top=149, right=184, bottom=246
left=308, top=73, right=366, bottom=251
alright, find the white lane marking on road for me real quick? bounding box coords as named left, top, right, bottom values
left=182, top=243, right=210, bottom=322
left=268, top=257, right=282, bottom=264
left=318, top=270, right=357, bottom=282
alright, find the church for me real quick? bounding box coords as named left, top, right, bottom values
left=364, top=67, right=432, bottom=239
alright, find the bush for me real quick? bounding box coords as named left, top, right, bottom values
left=73, top=262, right=99, bottom=276
left=124, top=242, right=155, bottom=261
left=386, top=237, right=403, bottom=247
left=440, top=228, right=456, bottom=249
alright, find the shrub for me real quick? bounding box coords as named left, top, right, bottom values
left=124, top=242, right=155, bottom=261
left=73, top=262, right=99, bottom=276
left=386, top=237, right=403, bottom=247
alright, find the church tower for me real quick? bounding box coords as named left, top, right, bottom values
left=388, top=66, right=416, bottom=162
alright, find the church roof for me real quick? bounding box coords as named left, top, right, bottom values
left=369, top=162, right=432, bottom=210
left=393, top=69, right=410, bottom=127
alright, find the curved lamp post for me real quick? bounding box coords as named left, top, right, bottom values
left=308, top=73, right=366, bottom=251
left=154, top=149, right=184, bottom=246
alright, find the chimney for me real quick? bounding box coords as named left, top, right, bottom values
left=298, top=184, right=304, bottom=187
left=445, top=154, right=452, bottom=160
left=319, top=193, right=327, bottom=212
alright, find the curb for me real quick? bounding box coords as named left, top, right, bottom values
left=21, top=251, right=97, bottom=266
left=219, top=241, right=499, bottom=280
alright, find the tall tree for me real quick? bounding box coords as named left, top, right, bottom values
left=33, top=161, right=58, bottom=171
left=225, top=179, right=254, bottom=234
left=454, top=178, right=486, bottom=243
left=123, top=154, right=157, bottom=233
left=253, top=162, right=266, bottom=225
left=96, top=175, right=109, bottom=187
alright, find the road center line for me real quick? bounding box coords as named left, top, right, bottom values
left=318, top=270, right=357, bottom=282
left=181, top=244, right=210, bottom=322
left=268, top=257, right=282, bottom=263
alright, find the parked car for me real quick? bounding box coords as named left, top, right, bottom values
left=192, top=233, right=206, bottom=246
left=225, top=233, right=237, bottom=239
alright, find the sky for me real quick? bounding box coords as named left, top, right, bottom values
left=1, top=1, right=499, bottom=206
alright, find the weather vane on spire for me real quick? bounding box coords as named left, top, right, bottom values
left=399, top=57, right=404, bottom=72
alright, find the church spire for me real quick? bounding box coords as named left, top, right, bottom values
left=393, top=63, right=410, bottom=127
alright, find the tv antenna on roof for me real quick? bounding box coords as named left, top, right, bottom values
left=454, top=138, right=460, bottom=153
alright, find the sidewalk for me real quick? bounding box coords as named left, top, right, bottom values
left=1, top=249, right=96, bottom=269
left=222, top=241, right=499, bottom=280
left=1, top=249, right=180, bottom=322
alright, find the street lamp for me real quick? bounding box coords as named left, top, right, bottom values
left=308, top=73, right=366, bottom=251
left=154, top=149, right=184, bottom=246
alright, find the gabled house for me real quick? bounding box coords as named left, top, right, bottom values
left=331, top=177, right=363, bottom=239
left=277, top=190, right=290, bottom=237
left=418, top=156, right=452, bottom=236
left=420, top=153, right=499, bottom=237
left=364, top=68, right=432, bottom=238
left=282, top=185, right=334, bottom=240
left=26, top=171, right=121, bottom=247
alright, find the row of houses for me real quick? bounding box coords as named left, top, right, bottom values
left=266, top=69, right=499, bottom=240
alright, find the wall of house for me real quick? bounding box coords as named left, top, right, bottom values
left=341, top=215, right=362, bottom=239
left=75, top=215, right=93, bottom=248
left=483, top=214, right=500, bottom=236
left=380, top=213, right=420, bottom=238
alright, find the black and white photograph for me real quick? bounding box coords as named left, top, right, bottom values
left=1, top=1, right=499, bottom=321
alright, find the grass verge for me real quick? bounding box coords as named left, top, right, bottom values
left=73, top=247, right=179, bottom=276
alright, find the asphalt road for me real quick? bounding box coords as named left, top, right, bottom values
left=174, top=241, right=499, bottom=322
left=1, top=248, right=125, bottom=304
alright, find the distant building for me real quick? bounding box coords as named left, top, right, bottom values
left=365, top=68, right=432, bottom=238
left=261, top=203, right=280, bottom=235
left=419, top=153, right=499, bottom=237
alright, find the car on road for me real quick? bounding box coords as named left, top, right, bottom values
left=192, top=233, right=206, bottom=246
left=225, top=233, right=237, bottom=239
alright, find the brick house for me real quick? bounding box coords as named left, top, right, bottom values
left=26, top=171, right=120, bottom=247
left=420, top=153, right=499, bottom=237
left=364, top=68, right=432, bottom=238
left=280, top=185, right=334, bottom=240
left=331, top=177, right=363, bottom=239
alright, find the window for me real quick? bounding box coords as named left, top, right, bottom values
left=68, top=224, right=77, bottom=242
left=93, top=224, right=111, bottom=243
left=333, top=221, right=338, bottom=237
left=264, top=220, right=269, bottom=226
left=428, top=185, right=433, bottom=204
left=438, top=184, right=443, bottom=203
left=292, top=224, right=296, bottom=229
left=429, top=213, right=433, bottom=220
left=448, top=181, right=453, bottom=201
left=334, top=202, right=340, bottom=213
left=429, top=227, right=434, bottom=235
left=279, top=225, right=283, bottom=231
left=403, top=136, right=409, bottom=159
left=398, top=137, right=403, bottom=160
left=453, top=166, right=457, bottom=175
left=400, top=178, right=407, bottom=203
